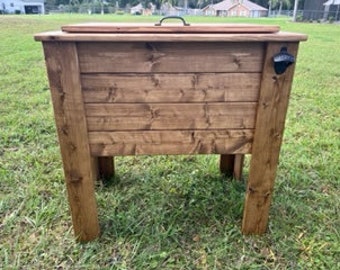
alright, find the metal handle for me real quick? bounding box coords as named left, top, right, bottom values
left=155, top=16, right=190, bottom=26
left=273, top=47, right=295, bottom=75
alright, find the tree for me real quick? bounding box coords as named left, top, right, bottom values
left=278, top=0, right=291, bottom=15
left=268, top=0, right=291, bottom=16
left=292, top=0, right=299, bottom=21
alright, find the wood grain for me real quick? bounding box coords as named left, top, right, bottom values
left=233, top=154, right=245, bottom=180
left=81, top=73, right=261, bottom=103
left=61, top=23, right=280, bottom=34
left=34, top=31, right=308, bottom=43
left=42, top=41, right=99, bottom=242
left=88, top=129, right=253, bottom=156
left=78, top=42, right=264, bottom=73
left=85, top=102, right=257, bottom=131
left=85, top=102, right=257, bottom=117
left=242, top=42, right=300, bottom=234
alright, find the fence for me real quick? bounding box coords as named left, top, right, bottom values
left=44, top=5, right=204, bottom=16
left=29, top=5, right=340, bottom=22
left=302, top=9, right=340, bottom=21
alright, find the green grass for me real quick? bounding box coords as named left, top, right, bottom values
left=1, top=14, right=339, bottom=269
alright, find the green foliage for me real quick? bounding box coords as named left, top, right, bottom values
left=1, top=14, right=339, bottom=270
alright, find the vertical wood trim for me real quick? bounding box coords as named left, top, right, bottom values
left=242, top=42, right=300, bottom=234
left=43, top=41, right=100, bottom=242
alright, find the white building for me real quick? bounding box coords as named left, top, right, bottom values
left=0, top=0, right=45, bottom=14
left=202, top=0, right=267, bottom=17
left=130, top=3, right=143, bottom=15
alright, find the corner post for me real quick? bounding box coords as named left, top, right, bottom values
left=43, top=41, right=100, bottom=242
left=242, top=42, right=299, bottom=234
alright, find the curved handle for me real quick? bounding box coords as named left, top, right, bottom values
left=273, top=47, right=295, bottom=75
left=155, top=16, right=190, bottom=26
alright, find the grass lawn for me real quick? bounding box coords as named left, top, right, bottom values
left=0, top=14, right=339, bottom=269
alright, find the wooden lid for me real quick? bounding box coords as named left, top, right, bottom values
left=61, top=22, right=280, bottom=34
left=35, top=18, right=308, bottom=42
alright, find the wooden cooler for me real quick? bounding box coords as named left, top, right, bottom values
left=35, top=17, right=307, bottom=242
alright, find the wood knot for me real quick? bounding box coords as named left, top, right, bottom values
left=145, top=42, right=156, bottom=51
left=69, top=171, right=83, bottom=183
left=233, top=55, right=241, bottom=69
left=248, top=187, right=256, bottom=193
left=151, top=75, right=160, bottom=87
left=61, top=124, right=69, bottom=136
left=262, top=102, right=269, bottom=109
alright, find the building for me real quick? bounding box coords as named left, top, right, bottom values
left=202, top=0, right=268, bottom=17
left=130, top=3, right=143, bottom=15
left=130, top=2, right=156, bottom=16
left=303, top=0, right=340, bottom=20
left=323, top=0, right=340, bottom=20
left=0, top=0, right=44, bottom=14
left=160, top=2, right=183, bottom=16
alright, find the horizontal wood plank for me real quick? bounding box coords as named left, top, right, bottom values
left=89, top=129, right=253, bottom=144
left=35, top=32, right=308, bottom=43
left=86, top=116, right=255, bottom=131
left=78, top=42, right=264, bottom=73
left=81, top=73, right=260, bottom=103
left=88, top=130, right=253, bottom=156
left=85, top=102, right=257, bottom=117
left=62, top=23, right=280, bottom=34
left=85, top=102, right=256, bottom=131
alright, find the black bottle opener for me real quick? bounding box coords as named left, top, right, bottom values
left=273, top=47, right=295, bottom=75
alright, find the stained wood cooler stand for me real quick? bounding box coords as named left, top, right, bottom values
left=35, top=18, right=307, bottom=242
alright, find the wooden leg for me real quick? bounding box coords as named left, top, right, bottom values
left=220, top=154, right=244, bottom=180
left=43, top=42, right=100, bottom=242
left=220, top=154, right=234, bottom=177
left=64, top=161, right=100, bottom=242
left=233, top=154, right=244, bottom=181
left=242, top=42, right=299, bottom=234
left=98, top=157, right=115, bottom=179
